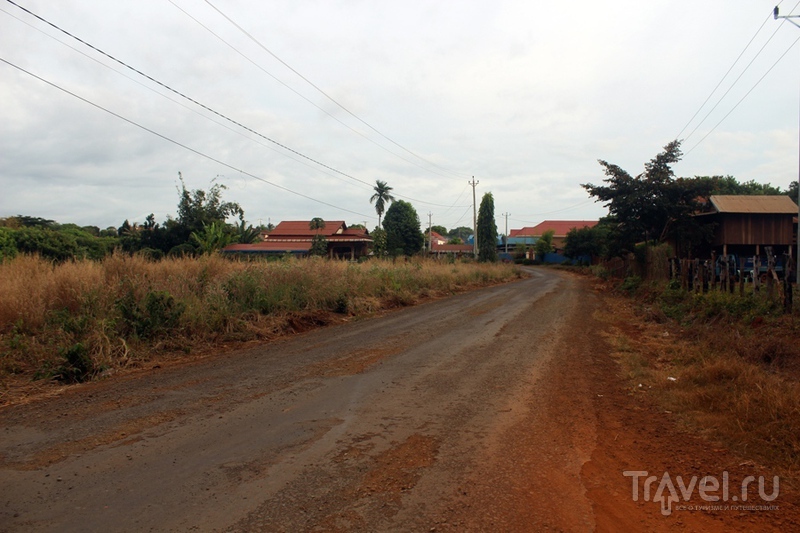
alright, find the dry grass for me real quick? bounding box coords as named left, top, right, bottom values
left=602, top=285, right=800, bottom=474
left=0, top=254, right=521, bottom=395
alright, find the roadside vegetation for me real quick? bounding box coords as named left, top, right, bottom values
left=599, top=275, right=800, bottom=476
left=0, top=254, right=521, bottom=400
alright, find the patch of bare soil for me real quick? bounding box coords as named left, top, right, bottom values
left=581, top=288, right=800, bottom=532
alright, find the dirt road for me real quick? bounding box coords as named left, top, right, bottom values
left=1, top=268, right=797, bottom=531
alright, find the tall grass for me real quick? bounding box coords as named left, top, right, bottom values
left=0, top=254, right=521, bottom=387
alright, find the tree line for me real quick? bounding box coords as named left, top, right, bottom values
left=564, top=140, right=798, bottom=261
left=1, top=176, right=493, bottom=262
left=0, top=176, right=265, bottom=262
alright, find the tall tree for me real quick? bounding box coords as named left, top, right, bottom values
left=176, top=173, right=244, bottom=240
left=448, top=226, right=473, bottom=243
left=477, top=192, right=498, bottom=262
left=370, top=180, right=396, bottom=228
left=383, top=200, right=424, bottom=256
left=582, top=140, right=713, bottom=256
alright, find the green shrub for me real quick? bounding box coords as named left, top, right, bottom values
left=590, top=264, right=610, bottom=280
left=117, top=290, right=185, bottom=339
left=35, top=343, right=97, bottom=383
left=619, top=275, right=642, bottom=295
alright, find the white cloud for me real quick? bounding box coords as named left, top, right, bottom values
left=1, top=0, right=799, bottom=231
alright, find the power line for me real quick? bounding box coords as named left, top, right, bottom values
left=0, top=3, right=390, bottom=193
left=165, top=0, right=462, bottom=184
left=681, top=4, right=797, bottom=144
left=685, top=33, right=800, bottom=155
left=4, top=0, right=466, bottom=209
left=510, top=199, right=596, bottom=223
left=676, top=6, right=776, bottom=140
left=200, top=0, right=468, bottom=182
left=0, top=5, right=336, bottom=180
left=0, top=56, right=374, bottom=219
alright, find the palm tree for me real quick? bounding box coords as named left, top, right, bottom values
left=370, top=180, right=396, bottom=228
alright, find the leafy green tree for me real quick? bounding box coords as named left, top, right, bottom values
left=370, top=227, right=387, bottom=256
left=0, top=227, right=18, bottom=262
left=190, top=221, right=234, bottom=255
left=309, top=235, right=328, bottom=257
left=477, top=192, right=498, bottom=262
left=535, top=230, right=554, bottom=259
left=697, top=175, right=783, bottom=196
left=564, top=225, right=608, bottom=260
left=430, top=225, right=447, bottom=235
left=448, top=226, right=473, bottom=243
left=370, top=180, right=396, bottom=228
left=118, top=220, right=142, bottom=253
left=13, top=227, right=79, bottom=262
left=59, top=226, right=116, bottom=260
left=236, top=221, right=261, bottom=244
left=383, top=200, right=424, bottom=256
left=582, top=140, right=713, bottom=257
left=176, top=174, right=244, bottom=241
left=309, top=218, right=326, bottom=231
left=786, top=181, right=799, bottom=205
left=12, top=216, right=56, bottom=228
left=448, top=237, right=463, bottom=245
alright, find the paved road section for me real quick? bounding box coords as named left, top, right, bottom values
left=1, top=268, right=598, bottom=531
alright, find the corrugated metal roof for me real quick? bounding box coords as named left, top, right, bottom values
left=709, top=195, right=797, bottom=214
left=510, top=220, right=598, bottom=237
left=270, top=220, right=347, bottom=236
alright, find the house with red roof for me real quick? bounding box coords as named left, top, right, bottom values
left=223, top=220, right=372, bottom=259
left=509, top=220, right=598, bottom=252
left=422, top=229, right=474, bottom=256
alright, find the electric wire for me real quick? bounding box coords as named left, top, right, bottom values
left=5, top=0, right=467, bottom=209
left=509, top=199, right=596, bottom=224
left=442, top=204, right=473, bottom=229
left=166, top=0, right=463, bottom=184
left=676, top=6, right=776, bottom=140
left=0, top=57, right=374, bottom=219
left=685, top=32, right=800, bottom=156
left=0, top=5, right=349, bottom=188
left=201, top=0, right=468, bottom=181
left=681, top=4, right=796, bottom=144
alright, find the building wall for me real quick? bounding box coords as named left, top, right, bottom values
left=713, top=214, right=794, bottom=246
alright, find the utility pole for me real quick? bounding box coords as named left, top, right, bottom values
left=502, top=212, right=510, bottom=254
left=428, top=212, right=433, bottom=254
left=774, top=6, right=800, bottom=284
left=470, top=177, right=479, bottom=258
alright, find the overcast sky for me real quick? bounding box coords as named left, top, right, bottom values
left=3, top=0, right=800, bottom=232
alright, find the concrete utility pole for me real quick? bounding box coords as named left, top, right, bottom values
left=774, top=5, right=800, bottom=284
left=428, top=212, right=433, bottom=253
left=502, top=212, right=510, bottom=254
left=470, top=177, right=479, bottom=258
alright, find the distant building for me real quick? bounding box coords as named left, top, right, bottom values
left=223, top=220, right=372, bottom=259
left=509, top=220, right=598, bottom=253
